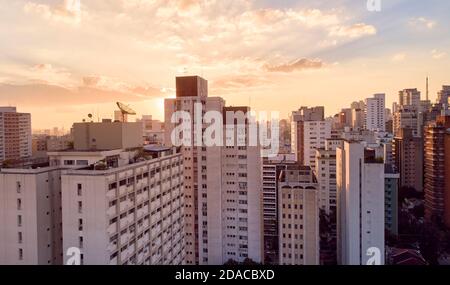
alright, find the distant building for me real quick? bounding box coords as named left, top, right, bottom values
left=437, top=86, right=450, bottom=107
left=114, top=110, right=128, bottom=123
left=393, top=128, right=424, bottom=192
left=0, top=107, right=32, bottom=163
left=278, top=164, right=319, bottom=265
left=137, top=115, right=165, bottom=145
left=365, top=94, right=386, bottom=132
left=398, top=88, right=421, bottom=109
left=314, top=139, right=343, bottom=215
left=393, top=105, right=421, bottom=137
left=424, top=115, right=450, bottom=227
left=336, top=141, right=385, bottom=265
left=291, top=110, right=331, bottom=168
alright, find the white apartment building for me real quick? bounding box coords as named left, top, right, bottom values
left=314, top=139, right=344, bottom=215
left=164, top=76, right=225, bottom=264
left=365, top=94, right=386, bottom=132
left=0, top=107, right=32, bottom=163
left=336, top=141, right=385, bottom=265
left=278, top=165, right=319, bottom=265
left=297, top=120, right=331, bottom=170
left=61, top=147, right=185, bottom=265
left=164, top=76, right=263, bottom=265
left=0, top=166, right=63, bottom=265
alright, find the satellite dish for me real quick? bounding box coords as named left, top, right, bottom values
left=117, top=102, right=136, bottom=115
left=88, top=114, right=93, bottom=119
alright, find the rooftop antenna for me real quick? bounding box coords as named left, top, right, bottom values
left=116, top=102, right=136, bottom=122
left=426, top=76, right=429, bottom=101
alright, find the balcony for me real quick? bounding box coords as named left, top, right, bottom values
left=107, top=206, right=117, bottom=218
left=119, top=185, right=127, bottom=196
left=107, top=222, right=118, bottom=235
left=109, top=256, right=118, bottom=265
left=107, top=189, right=117, bottom=200
left=120, top=233, right=129, bottom=245
left=119, top=217, right=128, bottom=229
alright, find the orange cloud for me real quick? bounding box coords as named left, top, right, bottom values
left=264, top=58, right=324, bottom=73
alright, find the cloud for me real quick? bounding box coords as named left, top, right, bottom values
left=329, top=23, right=377, bottom=38
left=409, top=17, right=436, bottom=30
left=431, top=49, right=447, bottom=59
left=0, top=82, right=162, bottom=107
left=264, top=58, right=324, bottom=73
left=24, top=0, right=83, bottom=24
left=212, top=75, right=270, bottom=91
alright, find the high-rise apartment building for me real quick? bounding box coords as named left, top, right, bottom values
left=164, top=76, right=263, bottom=265
left=0, top=107, right=32, bottom=163
left=424, top=115, right=450, bottom=227
left=393, top=106, right=421, bottom=137
left=398, top=88, right=421, bottom=109
left=365, top=94, right=386, bottom=132
left=278, top=165, right=319, bottom=265
left=164, top=76, right=219, bottom=264
left=393, top=128, right=424, bottom=192
left=437, top=86, right=450, bottom=106
left=262, top=154, right=296, bottom=264
left=352, top=108, right=365, bottom=130
left=291, top=111, right=331, bottom=168
left=336, top=141, right=385, bottom=265
left=314, top=139, right=344, bottom=215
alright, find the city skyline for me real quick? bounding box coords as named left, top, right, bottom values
left=1, top=0, right=450, bottom=129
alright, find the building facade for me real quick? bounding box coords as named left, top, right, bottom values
left=0, top=107, right=32, bottom=163
left=424, top=115, right=450, bottom=227
left=365, top=94, right=386, bottom=132
left=336, top=141, right=385, bottom=265
left=278, top=165, right=319, bottom=265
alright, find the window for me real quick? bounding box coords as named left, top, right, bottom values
left=18, top=215, right=22, bottom=227
left=78, top=201, right=83, bottom=214
left=18, top=232, right=23, bottom=244
left=19, top=249, right=23, bottom=260
left=78, top=219, right=83, bottom=231
left=17, top=199, right=22, bottom=210
left=16, top=182, right=21, bottom=193
left=64, top=160, right=75, bottom=166
left=76, top=160, right=88, bottom=166
left=77, top=184, right=82, bottom=196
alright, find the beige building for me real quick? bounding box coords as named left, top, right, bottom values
left=73, top=122, right=142, bottom=151
left=0, top=166, right=63, bottom=265
left=314, top=139, right=344, bottom=215
left=0, top=107, right=32, bottom=163
left=165, top=76, right=263, bottom=265
left=393, top=128, right=424, bottom=192
left=278, top=165, right=319, bottom=265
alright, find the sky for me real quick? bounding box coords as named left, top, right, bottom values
left=0, top=0, right=449, bottom=130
